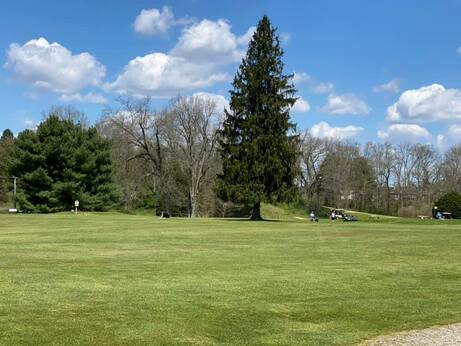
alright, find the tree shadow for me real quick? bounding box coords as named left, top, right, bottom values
left=221, top=218, right=282, bottom=222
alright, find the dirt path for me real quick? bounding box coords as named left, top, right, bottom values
left=362, top=323, right=461, bottom=345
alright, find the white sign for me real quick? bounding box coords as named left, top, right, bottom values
left=74, top=200, right=79, bottom=207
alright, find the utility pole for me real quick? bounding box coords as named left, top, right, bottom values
left=13, top=176, right=16, bottom=209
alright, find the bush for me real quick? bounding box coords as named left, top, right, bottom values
left=398, top=206, right=417, bottom=218
left=435, top=192, right=461, bottom=219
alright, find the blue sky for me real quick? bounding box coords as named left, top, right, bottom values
left=2, top=0, right=461, bottom=147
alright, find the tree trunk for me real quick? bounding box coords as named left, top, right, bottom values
left=385, top=181, right=390, bottom=215
left=187, top=192, right=193, bottom=217
left=250, top=201, right=262, bottom=220
left=191, top=194, right=198, bottom=218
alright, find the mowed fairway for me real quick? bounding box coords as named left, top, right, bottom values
left=0, top=213, right=461, bottom=345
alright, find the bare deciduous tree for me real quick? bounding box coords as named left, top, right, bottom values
left=101, top=97, right=174, bottom=211
left=441, top=145, right=461, bottom=194
left=364, top=142, right=395, bottom=214
left=164, top=96, right=220, bottom=217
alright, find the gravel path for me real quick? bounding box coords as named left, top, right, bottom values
left=362, top=323, right=461, bottom=346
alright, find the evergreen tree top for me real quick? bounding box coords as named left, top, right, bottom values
left=228, top=15, right=296, bottom=127
left=217, top=15, right=299, bottom=218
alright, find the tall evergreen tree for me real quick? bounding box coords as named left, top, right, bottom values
left=217, top=15, right=298, bottom=220
left=9, top=115, right=116, bottom=212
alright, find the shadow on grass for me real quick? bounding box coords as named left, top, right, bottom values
left=221, top=218, right=282, bottom=222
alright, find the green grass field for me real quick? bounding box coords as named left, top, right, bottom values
left=1, top=213, right=460, bottom=345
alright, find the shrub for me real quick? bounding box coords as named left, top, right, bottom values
left=398, top=206, right=417, bottom=218
left=435, top=192, right=461, bottom=219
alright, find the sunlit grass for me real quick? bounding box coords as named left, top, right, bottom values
left=0, top=213, right=460, bottom=345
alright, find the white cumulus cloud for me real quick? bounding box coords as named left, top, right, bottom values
left=291, top=97, right=310, bottom=113
left=5, top=37, right=106, bottom=94
left=310, top=121, right=363, bottom=140
left=377, top=124, right=432, bottom=143
left=373, top=78, right=401, bottom=93
left=59, top=92, right=107, bottom=104
left=192, top=92, right=229, bottom=113
left=110, top=19, right=253, bottom=97
left=322, top=93, right=370, bottom=115
left=293, top=72, right=311, bottom=85
left=133, top=7, right=174, bottom=35
left=387, top=84, right=461, bottom=122
left=171, top=19, right=244, bottom=63
left=133, top=7, right=192, bottom=36
left=106, top=53, right=228, bottom=97
left=236, top=26, right=256, bottom=46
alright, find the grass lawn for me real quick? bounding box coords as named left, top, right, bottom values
left=0, top=213, right=460, bottom=345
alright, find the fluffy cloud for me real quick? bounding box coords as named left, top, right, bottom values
left=373, top=78, right=401, bottom=93
left=434, top=125, right=461, bottom=149
left=310, top=121, right=363, bottom=140
left=5, top=37, right=106, bottom=94
left=322, top=93, right=370, bottom=115
left=192, top=92, right=229, bottom=113
left=291, top=97, right=310, bottom=113
left=293, top=72, right=310, bottom=84
left=59, top=92, right=107, bottom=104
left=236, top=26, right=256, bottom=46
left=171, top=19, right=245, bottom=63
left=133, top=7, right=175, bottom=35
left=457, top=47, right=461, bottom=56
left=377, top=124, right=432, bottom=143
left=312, top=82, right=335, bottom=94
left=387, top=84, right=461, bottom=122
left=292, top=72, right=334, bottom=95
left=106, top=53, right=228, bottom=97
left=110, top=19, right=253, bottom=97
left=133, top=7, right=193, bottom=36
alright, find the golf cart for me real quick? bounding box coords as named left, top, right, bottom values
left=343, top=214, right=358, bottom=222
left=333, top=209, right=345, bottom=220
left=331, top=208, right=358, bottom=221
left=442, top=212, right=452, bottom=219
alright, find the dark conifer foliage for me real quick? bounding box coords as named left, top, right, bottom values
left=216, top=15, right=299, bottom=220
left=10, top=116, right=116, bottom=212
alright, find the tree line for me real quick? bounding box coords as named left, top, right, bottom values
left=1, top=15, right=460, bottom=217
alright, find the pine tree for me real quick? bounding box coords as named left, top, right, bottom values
left=10, top=116, right=116, bottom=212
left=217, top=15, right=298, bottom=220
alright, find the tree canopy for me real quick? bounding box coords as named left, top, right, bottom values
left=216, top=15, right=298, bottom=220
left=9, top=115, right=116, bottom=212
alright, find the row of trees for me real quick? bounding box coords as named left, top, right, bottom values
left=2, top=108, right=460, bottom=217
left=299, top=135, right=461, bottom=216
left=1, top=15, right=460, bottom=218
